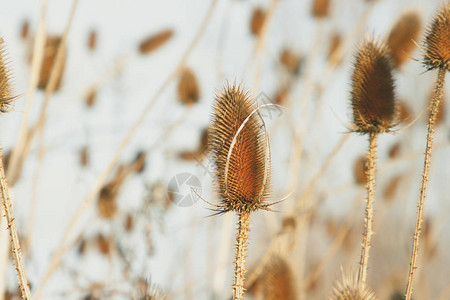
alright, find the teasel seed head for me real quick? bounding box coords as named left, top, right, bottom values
left=209, top=83, right=271, bottom=213
left=350, top=39, right=397, bottom=134
left=262, top=256, right=296, bottom=300
left=139, top=29, right=174, bottom=54
left=422, top=4, right=450, bottom=71
left=0, top=39, right=15, bottom=113
left=311, top=0, right=331, bottom=18
left=177, top=67, right=200, bottom=105
left=330, top=269, right=377, bottom=300
left=250, top=8, right=266, bottom=36
left=387, top=11, right=422, bottom=68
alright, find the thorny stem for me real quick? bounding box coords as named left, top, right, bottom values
left=405, top=68, right=446, bottom=300
left=0, top=152, right=32, bottom=299
left=233, top=211, right=251, bottom=300
left=358, top=131, right=378, bottom=285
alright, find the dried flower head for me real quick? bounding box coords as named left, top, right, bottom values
left=250, top=8, right=266, bottom=36
left=312, top=0, right=330, bottom=18
left=0, top=39, right=15, bottom=113
left=330, top=270, right=377, bottom=300
left=88, top=29, right=97, bottom=51
left=86, top=88, right=97, bottom=107
left=139, top=29, right=173, bottom=54
left=21, top=20, right=30, bottom=40
left=177, top=68, right=200, bottom=105
left=38, top=36, right=66, bottom=91
left=353, top=155, right=368, bottom=185
left=387, top=11, right=422, bottom=68
left=262, top=256, right=296, bottom=300
left=351, top=39, right=396, bottom=133
left=422, top=4, right=450, bottom=71
left=280, top=49, right=301, bottom=75
left=209, top=83, right=271, bottom=213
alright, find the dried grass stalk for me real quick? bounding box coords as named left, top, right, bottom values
left=406, top=6, right=449, bottom=299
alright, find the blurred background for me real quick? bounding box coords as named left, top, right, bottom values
left=0, top=0, right=449, bottom=299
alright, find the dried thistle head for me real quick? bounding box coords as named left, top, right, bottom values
left=353, top=155, right=368, bottom=186
left=262, top=256, right=296, bottom=300
left=387, top=11, right=422, bottom=68
left=351, top=39, right=396, bottom=133
left=0, top=39, right=15, bottom=113
left=280, top=49, right=302, bottom=75
left=209, top=83, right=271, bottom=213
left=422, top=4, right=450, bottom=71
left=177, top=68, right=200, bottom=105
left=139, top=29, right=173, bottom=54
left=330, top=269, right=377, bottom=300
left=88, top=29, right=97, bottom=51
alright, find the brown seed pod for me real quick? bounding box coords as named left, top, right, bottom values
left=383, top=174, right=402, bottom=203
left=177, top=68, right=200, bottom=105
left=138, top=29, right=173, bottom=54
left=422, top=4, right=450, bottom=71
left=280, top=49, right=301, bottom=75
left=96, top=234, right=111, bottom=255
left=397, top=100, right=412, bottom=123
left=86, top=88, right=97, bottom=107
left=387, top=11, right=422, bottom=68
left=38, top=36, right=66, bottom=91
left=388, top=142, right=401, bottom=159
left=311, top=0, right=330, bottom=18
left=209, top=83, right=271, bottom=213
left=97, top=183, right=118, bottom=219
left=21, top=20, right=30, bottom=40
left=79, top=146, right=89, bottom=167
left=250, top=8, right=266, bottom=36
left=353, top=155, right=368, bottom=186
left=330, top=270, right=377, bottom=300
left=274, top=86, right=289, bottom=105
left=88, top=29, right=97, bottom=51
left=351, top=39, right=396, bottom=133
left=262, top=256, right=296, bottom=300
left=0, top=39, right=15, bottom=113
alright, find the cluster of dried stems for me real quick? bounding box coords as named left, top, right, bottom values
left=0, top=1, right=448, bottom=299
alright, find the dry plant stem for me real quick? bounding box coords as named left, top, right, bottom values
left=233, top=211, right=251, bottom=300
left=405, top=68, right=446, bottom=300
left=0, top=153, right=32, bottom=299
left=358, top=131, right=378, bottom=285
left=34, top=1, right=218, bottom=298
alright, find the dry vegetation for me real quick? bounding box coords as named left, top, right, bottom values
left=0, top=0, right=449, bottom=300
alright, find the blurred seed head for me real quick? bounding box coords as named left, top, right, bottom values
left=0, top=39, right=15, bottom=113
left=311, top=0, right=331, bottom=18
left=330, top=269, right=377, bottom=300
left=86, top=88, right=97, bottom=107
left=38, top=36, right=66, bottom=91
left=177, top=68, right=200, bottom=105
left=97, top=183, right=119, bottom=219
left=387, top=11, right=422, bottom=68
left=354, top=155, right=368, bottom=186
left=280, top=49, right=302, bottom=75
left=397, top=100, right=412, bottom=123
left=383, top=174, right=402, bottom=203
left=79, top=146, right=89, bottom=167
left=88, top=29, right=97, bottom=51
left=422, top=4, right=450, bottom=71
left=351, top=39, right=397, bottom=133
left=250, top=8, right=266, bottom=36
left=209, top=83, right=271, bottom=213
left=328, top=32, right=343, bottom=65
left=388, top=142, right=401, bottom=159
left=139, top=29, right=173, bottom=54
left=262, top=256, right=296, bottom=300
left=132, top=151, right=147, bottom=173
left=20, top=20, right=30, bottom=40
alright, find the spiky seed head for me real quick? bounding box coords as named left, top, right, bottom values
left=0, top=39, right=15, bottom=113
left=387, top=11, right=422, bottom=68
left=423, top=4, right=450, bottom=71
left=351, top=39, right=397, bottom=133
left=139, top=29, right=173, bottom=54
left=209, top=83, right=271, bottom=213
left=177, top=68, right=200, bottom=105
left=330, top=270, right=377, bottom=300
left=262, top=256, right=296, bottom=300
